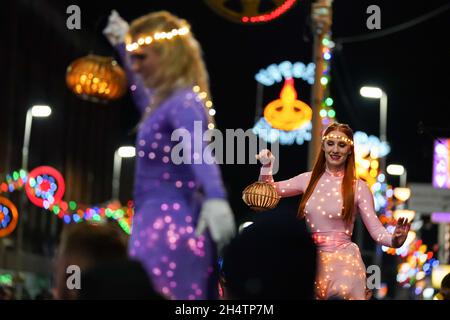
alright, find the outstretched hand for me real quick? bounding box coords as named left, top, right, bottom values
left=255, top=149, right=275, bottom=167
left=391, top=217, right=411, bottom=248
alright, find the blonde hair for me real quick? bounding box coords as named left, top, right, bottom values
left=128, top=11, right=213, bottom=124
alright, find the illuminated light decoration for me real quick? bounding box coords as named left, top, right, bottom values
left=125, top=26, right=190, bottom=52
left=392, top=210, right=415, bottom=222
left=432, top=138, right=450, bottom=188
left=253, top=78, right=312, bottom=145
left=318, top=32, right=337, bottom=129
left=431, top=212, right=450, bottom=223
left=387, top=164, right=405, bottom=176
left=253, top=118, right=311, bottom=145
left=431, top=264, right=450, bottom=288
left=190, top=86, right=216, bottom=130
left=255, top=61, right=315, bottom=86
left=393, top=187, right=411, bottom=202
left=375, top=283, right=388, bottom=299
left=0, top=196, right=19, bottom=237
left=322, top=134, right=354, bottom=146
left=0, top=170, right=28, bottom=195
left=423, top=288, right=435, bottom=300
left=392, top=237, right=439, bottom=290
left=66, top=55, right=127, bottom=102
left=25, top=166, right=65, bottom=208
left=0, top=274, right=13, bottom=286
left=1, top=169, right=133, bottom=234
left=204, top=0, right=298, bottom=24
left=354, top=130, right=391, bottom=191
left=263, top=78, right=312, bottom=131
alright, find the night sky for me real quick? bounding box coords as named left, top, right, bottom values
left=1, top=0, right=449, bottom=227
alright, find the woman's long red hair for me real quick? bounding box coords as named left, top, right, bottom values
left=297, top=123, right=356, bottom=224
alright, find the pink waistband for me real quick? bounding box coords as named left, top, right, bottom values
left=311, top=231, right=352, bottom=251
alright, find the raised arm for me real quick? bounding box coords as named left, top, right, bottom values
left=257, top=150, right=309, bottom=198
left=114, top=43, right=152, bottom=113
left=103, top=10, right=152, bottom=114
left=357, top=180, right=393, bottom=247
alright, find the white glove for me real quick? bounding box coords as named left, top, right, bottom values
left=103, top=10, right=129, bottom=46
left=195, top=199, right=236, bottom=253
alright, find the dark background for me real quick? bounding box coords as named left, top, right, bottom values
left=0, top=0, right=449, bottom=257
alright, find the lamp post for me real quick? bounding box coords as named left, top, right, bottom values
left=17, top=105, right=51, bottom=298
left=21, top=106, right=52, bottom=169
left=387, top=164, right=407, bottom=187
left=112, top=146, right=135, bottom=200
left=307, top=0, right=333, bottom=170
left=360, top=87, right=388, bottom=171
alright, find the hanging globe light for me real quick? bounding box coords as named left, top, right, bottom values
left=66, top=54, right=127, bottom=103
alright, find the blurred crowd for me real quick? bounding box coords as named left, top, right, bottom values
left=0, top=213, right=449, bottom=300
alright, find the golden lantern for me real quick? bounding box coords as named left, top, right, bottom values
left=242, top=181, right=280, bottom=211
left=66, top=54, right=127, bottom=102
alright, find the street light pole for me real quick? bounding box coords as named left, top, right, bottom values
left=308, top=0, right=333, bottom=170
left=21, top=110, right=33, bottom=170
left=112, top=146, right=135, bottom=201
left=112, top=151, right=122, bottom=200
left=360, top=87, right=388, bottom=171
left=380, top=92, right=388, bottom=143
left=400, top=171, right=407, bottom=188
left=16, top=105, right=51, bottom=298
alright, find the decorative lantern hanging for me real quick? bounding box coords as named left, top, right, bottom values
left=0, top=196, right=19, bottom=237
left=242, top=181, right=280, bottom=211
left=66, top=54, right=127, bottom=103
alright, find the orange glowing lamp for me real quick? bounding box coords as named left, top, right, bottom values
left=263, top=78, right=312, bottom=131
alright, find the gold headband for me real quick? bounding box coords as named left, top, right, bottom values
left=322, top=134, right=354, bottom=146
left=126, top=26, right=190, bottom=52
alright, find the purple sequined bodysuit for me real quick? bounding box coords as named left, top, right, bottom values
left=116, top=43, right=226, bottom=300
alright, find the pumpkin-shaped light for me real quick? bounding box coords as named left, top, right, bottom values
left=242, top=181, right=280, bottom=211
left=66, top=54, right=127, bottom=102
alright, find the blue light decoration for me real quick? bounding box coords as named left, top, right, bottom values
left=0, top=196, right=19, bottom=237
left=0, top=168, right=133, bottom=235
left=253, top=61, right=314, bottom=145
left=255, top=61, right=315, bottom=86
left=253, top=118, right=312, bottom=145
left=354, top=131, right=391, bottom=159
left=353, top=131, right=391, bottom=212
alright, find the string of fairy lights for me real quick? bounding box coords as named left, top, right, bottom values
left=319, top=33, right=336, bottom=128
left=0, top=167, right=133, bottom=236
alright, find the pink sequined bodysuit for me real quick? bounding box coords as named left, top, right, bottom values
left=259, top=167, right=393, bottom=300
